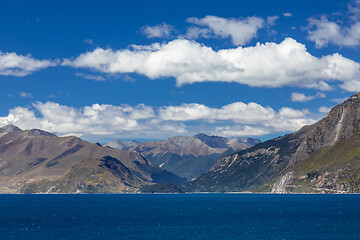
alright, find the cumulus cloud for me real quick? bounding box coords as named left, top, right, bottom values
left=141, top=23, right=174, bottom=38
left=62, top=38, right=360, bottom=91
left=158, top=102, right=314, bottom=134
left=0, top=51, right=57, bottom=77
left=307, top=1, right=360, bottom=48
left=291, top=92, right=325, bottom=102
left=0, top=102, right=167, bottom=139
left=158, top=102, right=278, bottom=124
left=185, top=15, right=265, bottom=45
left=283, top=13, right=293, bottom=17
left=0, top=101, right=316, bottom=141
left=213, top=125, right=270, bottom=137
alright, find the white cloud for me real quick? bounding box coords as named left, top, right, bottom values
left=141, top=23, right=174, bottom=38
left=184, top=26, right=212, bottom=40
left=19, top=92, right=34, bottom=98
left=307, top=16, right=360, bottom=48
left=62, top=38, right=360, bottom=91
left=0, top=101, right=316, bottom=141
left=267, top=16, right=279, bottom=26
left=75, top=72, right=105, bottom=81
left=283, top=13, right=293, bottom=17
left=0, top=51, right=57, bottom=77
left=278, top=107, right=308, bottom=118
left=186, top=15, right=265, bottom=45
left=307, top=1, right=360, bottom=48
left=318, top=106, right=332, bottom=113
left=158, top=102, right=315, bottom=134
left=291, top=92, right=325, bottom=102
left=158, top=102, right=277, bottom=124
left=213, top=125, right=270, bottom=137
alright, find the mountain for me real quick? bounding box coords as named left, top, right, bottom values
left=105, top=139, right=139, bottom=151
left=0, top=125, right=184, bottom=193
left=0, top=124, right=22, bottom=136
left=184, top=93, right=360, bottom=193
left=194, top=133, right=260, bottom=150
left=106, top=134, right=260, bottom=180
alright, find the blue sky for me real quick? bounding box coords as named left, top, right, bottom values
left=0, top=0, right=359, bottom=143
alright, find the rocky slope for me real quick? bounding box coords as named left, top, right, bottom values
left=184, top=93, right=360, bottom=193
left=106, top=134, right=260, bottom=180
left=0, top=125, right=184, bottom=193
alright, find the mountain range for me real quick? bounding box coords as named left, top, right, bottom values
left=2, top=92, right=360, bottom=194
left=105, top=134, right=260, bottom=180
left=184, top=92, right=360, bottom=193
left=0, top=125, right=183, bottom=193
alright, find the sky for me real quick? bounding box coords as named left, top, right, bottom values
left=0, top=0, right=360, bottom=143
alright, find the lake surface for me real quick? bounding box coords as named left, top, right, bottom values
left=0, top=194, right=359, bottom=239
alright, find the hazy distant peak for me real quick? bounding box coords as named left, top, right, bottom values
left=104, top=139, right=139, bottom=151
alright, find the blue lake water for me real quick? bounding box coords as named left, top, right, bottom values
left=0, top=194, right=359, bottom=239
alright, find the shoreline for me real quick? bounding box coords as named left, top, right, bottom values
left=0, top=191, right=359, bottom=195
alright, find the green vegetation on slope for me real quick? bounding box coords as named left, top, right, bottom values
left=288, top=135, right=360, bottom=193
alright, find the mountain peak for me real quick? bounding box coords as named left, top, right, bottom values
left=193, top=133, right=228, bottom=148
left=27, top=129, right=57, bottom=137
left=0, top=124, right=22, bottom=133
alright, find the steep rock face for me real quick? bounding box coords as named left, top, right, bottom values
left=0, top=127, right=184, bottom=193
left=184, top=93, right=360, bottom=193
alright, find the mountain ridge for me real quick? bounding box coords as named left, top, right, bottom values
left=0, top=126, right=184, bottom=193
left=184, top=92, right=360, bottom=193
left=105, top=134, right=260, bottom=180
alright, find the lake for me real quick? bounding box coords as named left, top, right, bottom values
left=0, top=194, right=359, bottom=239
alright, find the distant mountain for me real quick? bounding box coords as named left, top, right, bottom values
left=0, top=125, right=184, bottom=193
left=184, top=93, right=360, bottom=193
left=105, top=139, right=139, bottom=151
left=194, top=133, right=260, bottom=149
left=106, top=134, right=260, bottom=180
